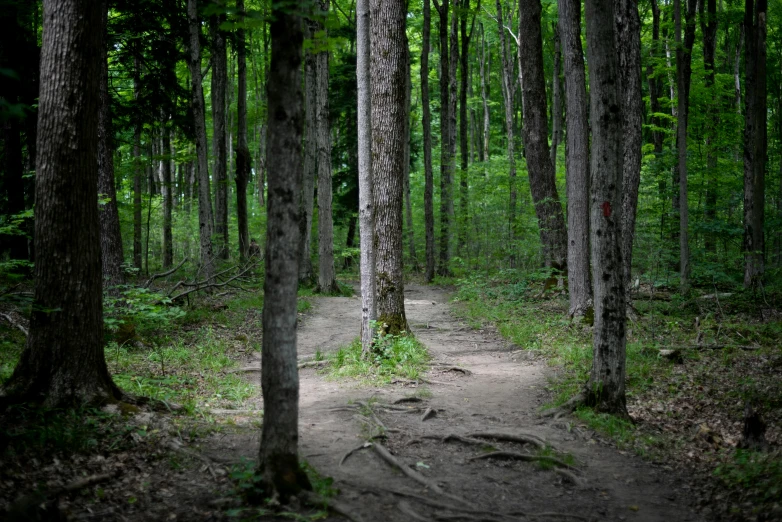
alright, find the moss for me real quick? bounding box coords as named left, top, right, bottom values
left=377, top=313, right=408, bottom=336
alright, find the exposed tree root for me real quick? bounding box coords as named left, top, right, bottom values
left=371, top=442, right=473, bottom=507
left=395, top=397, right=424, bottom=404
left=433, top=513, right=509, bottom=522
left=297, top=360, right=330, bottom=369
left=468, top=431, right=550, bottom=450
left=551, top=468, right=584, bottom=487
left=421, top=407, right=437, bottom=421
left=539, top=393, right=585, bottom=419
left=398, top=500, right=435, bottom=521
left=299, top=490, right=365, bottom=522
left=340, top=442, right=373, bottom=466
left=469, top=451, right=577, bottom=471
left=433, top=365, right=472, bottom=375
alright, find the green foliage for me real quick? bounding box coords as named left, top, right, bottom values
left=103, top=286, right=186, bottom=337
left=714, top=450, right=782, bottom=511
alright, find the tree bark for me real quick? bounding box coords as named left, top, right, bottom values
left=435, top=0, right=453, bottom=276
left=371, top=0, right=408, bottom=334
left=495, top=0, right=517, bottom=254
left=700, top=0, right=718, bottom=256
left=458, top=0, right=475, bottom=258
left=743, top=0, right=767, bottom=288
left=211, top=2, right=229, bottom=260
left=235, top=0, right=250, bottom=261
left=257, top=1, right=312, bottom=499
left=316, top=0, right=339, bottom=294
left=4, top=0, right=120, bottom=405
left=517, top=0, right=568, bottom=273
left=480, top=23, right=490, bottom=165
left=357, top=0, right=376, bottom=351
left=422, top=0, right=435, bottom=283
left=404, top=47, right=419, bottom=272
left=161, top=122, right=173, bottom=268
left=133, top=53, right=143, bottom=272
left=559, top=0, right=591, bottom=318
left=98, top=1, right=125, bottom=289
left=615, top=0, right=642, bottom=295
left=299, top=20, right=317, bottom=285
left=549, top=23, right=562, bottom=172
left=584, top=0, right=628, bottom=416
left=187, top=0, right=215, bottom=280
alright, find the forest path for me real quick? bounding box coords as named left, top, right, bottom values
left=223, top=284, right=702, bottom=522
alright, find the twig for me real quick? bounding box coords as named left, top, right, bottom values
left=0, top=312, right=28, bottom=336
left=144, top=258, right=187, bottom=288
left=469, top=451, right=577, bottom=471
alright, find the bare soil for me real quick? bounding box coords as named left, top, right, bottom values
left=209, top=284, right=704, bottom=522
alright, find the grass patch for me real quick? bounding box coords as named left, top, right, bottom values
left=324, top=331, right=430, bottom=385
left=714, top=449, right=782, bottom=511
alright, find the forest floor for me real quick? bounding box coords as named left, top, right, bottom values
left=1, top=280, right=780, bottom=521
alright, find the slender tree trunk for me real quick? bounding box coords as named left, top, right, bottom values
left=98, top=1, right=125, bottom=288
left=616, top=0, right=642, bottom=295
left=734, top=25, right=744, bottom=116
left=371, top=0, right=408, bottom=334
left=447, top=0, right=457, bottom=261
left=187, top=0, right=215, bottom=280
left=235, top=0, right=250, bottom=261
left=404, top=48, right=419, bottom=271
left=549, top=24, right=562, bottom=171
left=517, top=0, right=568, bottom=273
left=495, top=0, right=517, bottom=254
left=211, top=3, right=229, bottom=259
left=458, top=0, right=475, bottom=258
left=133, top=54, right=143, bottom=271
left=299, top=20, right=317, bottom=285
left=480, top=23, right=490, bottom=165
left=257, top=1, right=312, bottom=499
left=559, top=0, right=591, bottom=318
left=435, top=0, right=453, bottom=276
left=316, top=0, right=338, bottom=294
left=422, top=0, right=435, bottom=283
left=701, top=0, right=718, bottom=256
left=743, top=0, right=767, bottom=288
left=161, top=123, right=173, bottom=268
left=5, top=0, right=120, bottom=405
left=357, top=0, right=376, bottom=351
left=584, top=0, right=627, bottom=416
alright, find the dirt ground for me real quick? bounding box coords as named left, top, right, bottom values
left=207, top=284, right=704, bottom=522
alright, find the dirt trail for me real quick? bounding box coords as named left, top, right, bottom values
left=224, top=284, right=702, bottom=522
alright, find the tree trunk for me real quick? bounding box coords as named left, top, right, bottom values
left=5, top=0, right=120, bottom=405
left=371, top=0, right=408, bottom=335
left=549, top=24, right=562, bottom=172
left=257, top=1, right=312, bottom=499
left=584, top=0, right=628, bottom=416
left=743, top=0, right=767, bottom=288
left=133, top=53, right=143, bottom=272
left=235, top=0, right=250, bottom=261
left=357, top=0, right=376, bottom=351
left=700, top=0, right=718, bottom=256
left=480, top=23, right=490, bottom=165
left=435, top=0, right=453, bottom=276
left=517, top=0, right=568, bottom=273
left=458, top=0, right=474, bottom=259
left=299, top=20, right=317, bottom=285
left=161, top=123, right=173, bottom=268
left=674, top=0, right=696, bottom=291
left=422, top=0, right=435, bottom=283
left=211, top=3, right=229, bottom=260
left=97, top=2, right=125, bottom=289
left=495, top=0, right=517, bottom=255
left=316, top=0, right=339, bottom=294
left=559, top=0, right=591, bottom=318
left=187, top=0, right=215, bottom=280
left=404, top=48, right=419, bottom=272
left=615, top=0, right=642, bottom=295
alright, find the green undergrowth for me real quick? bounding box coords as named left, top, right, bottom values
left=324, top=328, right=430, bottom=385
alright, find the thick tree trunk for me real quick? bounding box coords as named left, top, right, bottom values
left=211, top=4, right=229, bottom=260
left=161, top=124, right=173, bottom=268
left=584, top=0, right=628, bottom=416
left=422, top=0, right=435, bottom=283
left=4, top=0, right=120, bottom=405
left=436, top=0, right=453, bottom=276
left=371, top=0, right=408, bottom=334
left=615, top=0, right=642, bottom=295
left=495, top=0, right=517, bottom=253
left=257, top=1, right=312, bottom=499
left=559, top=0, right=591, bottom=318
left=517, top=0, right=568, bottom=273
left=235, top=0, right=250, bottom=261
left=133, top=54, right=143, bottom=272
left=316, top=0, right=339, bottom=294
left=549, top=24, right=562, bottom=172
left=187, top=0, right=215, bottom=280
left=743, top=0, right=767, bottom=288
left=357, top=0, right=376, bottom=351
left=98, top=2, right=125, bottom=288
left=299, top=20, right=317, bottom=285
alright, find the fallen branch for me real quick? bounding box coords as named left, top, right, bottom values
left=298, top=359, right=330, bottom=369
left=226, top=365, right=261, bottom=373
left=144, top=258, right=187, bottom=288
left=208, top=408, right=262, bottom=415
left=0, top=312, right=27, bottom=336
left=469, top=451, right=577, bottom=471
left=371, top=443, right=472, bottom=508
left=166, top=440, right=223, bottom=479
left=169, top=261, right=258, bottom=302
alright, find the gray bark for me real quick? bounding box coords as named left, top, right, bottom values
left=495, top=0, right=517, bottom=250
left=371, top=0, right=408, bottom=334
left=404, top=47, right=419, bottom=271
left=480, top=23, right=490, bottom=165
left=257, top=1, right=312, bottom=499
left=187, top=0, right=215, bottom=280
left=235, top=0, right=250, bottom=261
left=435, top=0, right=453, bottom=276
left=299, top=20, right=317, bottom=285
left=584, top=0, right=628, bottom=416
left=422, top=0, right=435, bottom=282
left=357, top=0, right=376, bottom=351
left=211, top=3, right=229, bottom=259
left=316, top=0, right=339, bottom=294
left=701, top=0, right=718, bottom=255
left=133, top=53, right=142, bottom=271
left=161, top=124, right=173, bottom=268
left=549, top=24, right=562, bottom=171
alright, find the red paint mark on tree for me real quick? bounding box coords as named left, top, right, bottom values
left=602, top=201, right=611, bottom=217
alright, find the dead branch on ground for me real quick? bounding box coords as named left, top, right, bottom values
left=144, top=258, right=188, bottom=288
left=0, top=312, right=28, bottom=336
